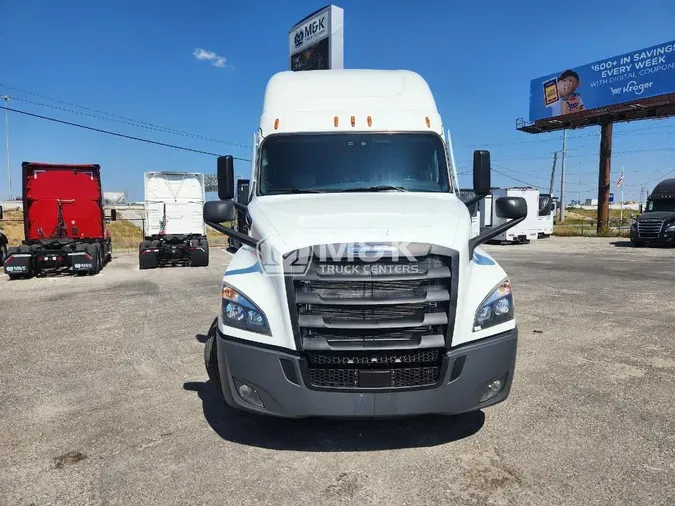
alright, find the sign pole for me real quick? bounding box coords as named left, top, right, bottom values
left=597, top=121, right=613, bottom=232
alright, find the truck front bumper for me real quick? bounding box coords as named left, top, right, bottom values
left=215, top=328, right=518, bottom=418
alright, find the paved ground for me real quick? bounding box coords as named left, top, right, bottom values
left=1, top=237, right=673, bottom=506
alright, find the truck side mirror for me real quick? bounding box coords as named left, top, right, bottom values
left=204, top=200, right=236, bottom=223
left=473, top=150, right=491, bottom=195
left=110, top=209, right=117, bottom=221
left=494, top=196, right=527, bottom=219
left=217, top=155, right=235, bottom=201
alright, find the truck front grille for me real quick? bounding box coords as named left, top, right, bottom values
left=284, top=243, right=457, bottom=391
left=637, top=219, right=664, bottom=238
left=306, top=349, right=442, bottom=388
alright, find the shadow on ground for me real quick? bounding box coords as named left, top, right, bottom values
left=183, top=380, right=485, bottom=452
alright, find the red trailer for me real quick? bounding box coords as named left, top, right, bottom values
left=3, top=162, right=115, bottom=279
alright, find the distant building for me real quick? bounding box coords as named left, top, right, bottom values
left=584, top=198, right=598, bottom=206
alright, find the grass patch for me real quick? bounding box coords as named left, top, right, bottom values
left=0, top=209, right=26, bottom=245
left=553, top=224, right=629, bottom=238
left=2, top=209, right=234, bottom=251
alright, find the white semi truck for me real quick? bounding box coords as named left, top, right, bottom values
left=202, top=69, right=527, bottom=418
left=139, top=171, right=209, bottom=269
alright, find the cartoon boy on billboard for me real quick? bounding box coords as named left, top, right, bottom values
left=544, top=69, right=586, bottom=117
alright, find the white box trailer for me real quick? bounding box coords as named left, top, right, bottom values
left=139, top=171, right=209, bottom=269
left=458, top=189, right=481, bottom=238
left=537, top=193, right=554, bottom=238
left=480, top=193, right=494, bottom=229
left=488, top=188, right=540, bottom=243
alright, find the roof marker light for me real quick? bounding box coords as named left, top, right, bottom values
left=425, top=116, right=431, bottom=128
left=334, top=116, right=339, bottom=127
left=274, top=119, right=279, bottom=130
left=367, top=116, right=372, bottom=127
left=350, top=116, right=355, bottom=127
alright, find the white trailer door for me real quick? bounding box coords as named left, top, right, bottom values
left=146, top=202, right=165, bottom=236
left=163, top=201, right=204, bottom=236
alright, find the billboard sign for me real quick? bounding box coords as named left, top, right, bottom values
left=289, top=5, right=344, bottom=72
left=529, top=40, right=675, bottom=122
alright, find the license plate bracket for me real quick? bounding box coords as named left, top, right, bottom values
left=358, top=370, right=391, bottom=388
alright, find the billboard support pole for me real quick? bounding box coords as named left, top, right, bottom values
left=560, top=130, right=567, bottom=222
left=597, top=121, right=613, bottom=232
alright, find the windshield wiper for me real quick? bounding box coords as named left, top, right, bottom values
left=341, top=185, right=407, bottom=193
left=268, top=188, right=323, bottom=194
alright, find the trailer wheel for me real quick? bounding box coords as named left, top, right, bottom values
left=204, top=318, right=221, bottom=389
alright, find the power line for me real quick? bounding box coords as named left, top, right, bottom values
left=0, top=83, right=252, bottom=150
left=1, top=105, right=251, bottom=162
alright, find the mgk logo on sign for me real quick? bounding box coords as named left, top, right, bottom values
left=255, top=236, right=418, bottom=277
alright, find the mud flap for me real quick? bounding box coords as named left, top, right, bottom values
left=139, top=248, right=159, bottom=269
left=3, top=252, right=33, bottom=277
left=69, top=251, right=95, bottom=273
left=189, top=241, right=208, bottom=267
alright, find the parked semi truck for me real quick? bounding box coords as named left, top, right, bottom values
left=139, top=171, right=209, bottom=269
left=3, top=162, right=114, bottom=279
left=0, top=205, right=8, bottom=264
left=201, top=69, right=528, bottom=419
left=227, top=178, right=251, bottom=251
left=630, top=178, right=675, bottom=246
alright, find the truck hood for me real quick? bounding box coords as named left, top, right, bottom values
left=636, top=211, right=675, bottom=221
left=249, top=193, right=467, bottom=253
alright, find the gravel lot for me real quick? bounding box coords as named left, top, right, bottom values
left=1, top=237, right=673, bottom=505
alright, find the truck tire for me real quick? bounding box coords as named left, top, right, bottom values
left=631, top=239, right=645, bottom=247
left=0, top=242, right=7, bottom=266
left=204, top=318, right=221, bottom=389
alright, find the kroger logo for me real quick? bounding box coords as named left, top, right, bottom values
left=294, top=30, right=304, bottom=48
left=256, top=237, right=417, bottom=277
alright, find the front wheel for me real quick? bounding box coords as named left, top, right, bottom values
left=0, top=243, right=7, bottom=266
left=631, top=238, right=645, bottom=247
left=204, top=318, right=221, bottom=389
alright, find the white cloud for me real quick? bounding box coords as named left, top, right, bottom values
left=193, top=48, right=231, bottom=69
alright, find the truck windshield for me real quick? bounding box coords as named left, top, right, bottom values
left=258, top=133, right=451, bottom=195
left=646, top=199, right=675, bottom=212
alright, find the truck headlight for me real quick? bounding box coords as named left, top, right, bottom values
left=666, top=223, right=675, bottom=232
left=473, top=279, right=514, bottom=331
left=221, top=283, right=271, bottom=335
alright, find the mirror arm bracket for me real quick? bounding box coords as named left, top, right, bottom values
left=462, top=193, right=487, bottom=208
left=233, top=202, right=248, bottom=212
left=468, top=216, right=526, bottom=257
left=206, top=221, right=259, bottom=248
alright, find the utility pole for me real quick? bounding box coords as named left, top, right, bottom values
left=548, top=151, right=557, bottom=197
left=619, top=166, right=625, bottom=223
left=559, top=129, right=567, bottom=221
left=2, top=95, right=11, bottom=200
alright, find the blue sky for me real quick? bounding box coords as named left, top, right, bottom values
left=2, top=0, right=675, bottom=202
